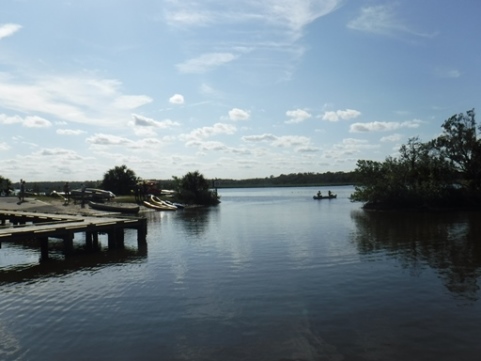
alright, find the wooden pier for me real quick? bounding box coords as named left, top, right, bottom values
left=0, top=210, right=147, bottom=260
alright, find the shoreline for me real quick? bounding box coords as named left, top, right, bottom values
left=0, top=195, right=201, bottom=215
left=0, top=196, right=126, bottom=216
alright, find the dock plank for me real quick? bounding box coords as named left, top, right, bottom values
left=0, top=210, right=146, bottom=242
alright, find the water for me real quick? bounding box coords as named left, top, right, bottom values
left=1, top=186, right=481, bottom=360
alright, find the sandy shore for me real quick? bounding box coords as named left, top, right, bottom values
left=0, top=195, right=196, bottom=215
left=0, top=196, right=124, bottom=216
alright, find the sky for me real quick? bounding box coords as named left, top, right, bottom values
left=1, top=0, right=480, bottom=183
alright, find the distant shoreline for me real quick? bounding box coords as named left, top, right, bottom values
left=216, top=183, right=355, bottom=189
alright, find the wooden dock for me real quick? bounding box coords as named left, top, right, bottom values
left=0, top=210, right=147, bottom=260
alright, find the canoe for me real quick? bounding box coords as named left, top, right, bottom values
left=163, top=200, right=185, bottom=209
left=149, top=196, right=178, bottom=210
left=143, top=200, right=177, bottom=211
left=313, top=194, right=337, bottom=200
left=89, top=201, right=140, bottom=214
left=160, top=189, right=175, bottom=195
left=151, top=196, right=184, bottom=209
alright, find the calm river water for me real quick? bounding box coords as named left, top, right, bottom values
left=1, top=186, right=481, bottom=360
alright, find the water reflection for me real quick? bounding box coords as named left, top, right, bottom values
left=176, top=207, right=218, bottom=236
left=0, top=243, right=147, bottom=285
left=351, top=210, right=481, bottom=300
left=0, top=324, right=20, bottom=361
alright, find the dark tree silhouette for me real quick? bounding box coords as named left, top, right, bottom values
left=0, top=175, right=12, bottom=195
left=101, top=165, right=138, bottom=196
left=433, top=109, right=481, bottom=191
left=351, top=109, right=481, bottom=208
left=174, top=170, right=220, bottom=205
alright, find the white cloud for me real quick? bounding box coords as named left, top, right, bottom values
left=132, top=114, right=180, bottom=129
left=350, top=120, right=421, bottom=133
left=56, top=129, right=87, bottom=135
left=242, top=134, right=278, bottom=142
left=297, top=145, right=319, bottom=153
left=0, top=72, right=152, bottom=127
left=348, top=5, right=435, bottom=38
left=322, top=109, right=361, bottom=122
left=86, top=133, right=134, bottom=146
left=229, top=108, right=250, bottom=121
left=258, top=0, right=342, bottom=37
left=0, top=142, right=10, bottom=151
left=185, top=140, right=254, bottom=155
left=0, top=23, right=22, bottom=40
left=243, top=133, right=312, bottom=151
left=165, top=9, right=212, bottom=26
left=169, top=94, right=185, bottom=104
left=272, top=135, right=310, bottom=148
left=165, top=1, right=342, bottom=37
left=0, top=114, right=23, bottom=125
left=1, top=113, right=53, bottom=128
left=23, top=116, right=52, bottom=128
left=135, top=138, right=163, bottom=148
left=285, top=109, right=311, bottom=124
left=323, top=138, right=379, bottom=159
left=112, top=95, right=152, bottom=109
left=348, top=5, right=397, bottom=35
left=186, top=140, right=228, bottom=152
left=167, top=1, right=342, bottom=80
left=231, top=147, right=251, bottom=155
left=181, top=123, right=237, bottom=141
left=339, top=138, right=378, bottom=149
left=33, top=148, right=84, bottom=160
left=132, top=126, right=157, bottom=138
left=380, top=133, right=402, bottom=142
left=176, top=53, right=237, bottom=74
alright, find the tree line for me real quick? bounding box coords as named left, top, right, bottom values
left=350, top=109, right=481, bottom=209
left=1, top=169, right=356, bottom=199
left=215, top=171, right=356, bottom=188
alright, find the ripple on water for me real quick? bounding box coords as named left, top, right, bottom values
left=2, top=187, right=481, bottom=360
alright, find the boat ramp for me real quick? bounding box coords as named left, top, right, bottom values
left=0, top=209, right=147, bottom=260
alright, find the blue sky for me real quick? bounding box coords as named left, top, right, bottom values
left=1, top=0, right=480, bottom=182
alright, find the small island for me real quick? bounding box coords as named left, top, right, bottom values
left=350, top=109, right=481, bottom=210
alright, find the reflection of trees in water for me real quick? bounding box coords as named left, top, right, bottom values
left=350, top=210, right=481, bottom=300
left=177, top=208, right=219, bottom=237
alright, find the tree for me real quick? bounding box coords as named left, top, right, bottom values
left=350, top=157, right=413, bottom=205
left=0, top=175, right=12, bottom=195
left=433, top=109, right=481, bottom=190
left=399, top=137, right=455, bottom=196
left=101, top=165, right=138, bottom=196
left=351, top=135, right=467, bottom=208
left=174, top=170, right=220, bottom=205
